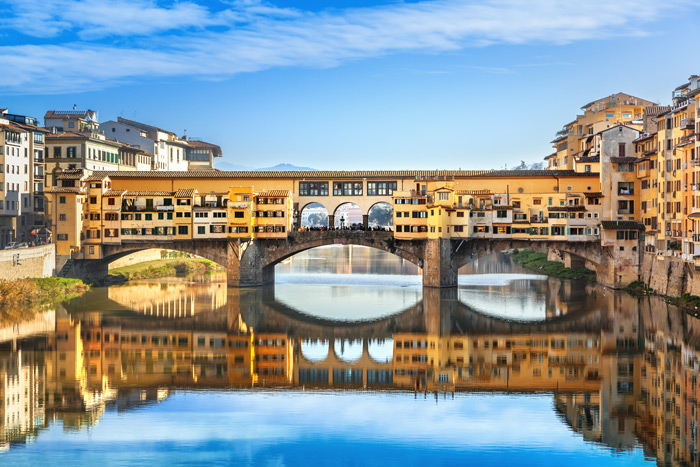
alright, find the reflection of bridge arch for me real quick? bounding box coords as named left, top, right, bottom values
left=258, top=286, right=607, bottom=341
left=300, top=340, right=329, bottom=362
left=335, top=339, right=363, bottom=363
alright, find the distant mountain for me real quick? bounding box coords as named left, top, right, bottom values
left=254, top=163, right=318, bottom=172
left=216, top=161, right=253, bottom=171
left=215, top=161, right=317, bottom=172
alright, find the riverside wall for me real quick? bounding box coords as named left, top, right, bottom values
left=0, top=244, right=55, bottom=280
left=640, top=254, right=700, bottom=297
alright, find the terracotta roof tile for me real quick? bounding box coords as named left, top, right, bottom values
left=175, top=188, right=197, bottom=197
left=257, top=190, right=290, bottom=197
left=45, top=187, right=82, bottom=194
left=124, top=191, right=175, bottom=197
left=102, top=190, right=127, bottom=197
left=91, top=169, right=596, bottom=179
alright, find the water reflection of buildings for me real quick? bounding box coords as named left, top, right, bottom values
left=5, top=281, right=700, bottom=466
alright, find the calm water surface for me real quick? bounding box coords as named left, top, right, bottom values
left=0, top=246, right=692, bottom=466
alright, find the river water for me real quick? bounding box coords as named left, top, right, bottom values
left=0, top=246, right=696, bottom=465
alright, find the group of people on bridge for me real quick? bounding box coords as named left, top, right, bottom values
left=296, top=225, right=394, bottom=233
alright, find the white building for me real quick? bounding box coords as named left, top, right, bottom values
left=0, top=110, right=47, bottom=247
left=100, top=117, right=189, bottom=171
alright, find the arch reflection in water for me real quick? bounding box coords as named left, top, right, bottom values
left=0, top=287, right=697, bottom=466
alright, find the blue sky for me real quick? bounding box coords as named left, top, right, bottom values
left=0, top=0, right=698, bottom=170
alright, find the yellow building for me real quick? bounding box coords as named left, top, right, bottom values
left=547, top=93, right=653, bottom=171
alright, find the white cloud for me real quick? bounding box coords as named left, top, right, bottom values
left=1, top=0, right=218, bottom=38
left=0, top=0, right=690, bottom=94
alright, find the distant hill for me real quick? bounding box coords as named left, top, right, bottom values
left=254, top=163, right=318, bottom=172
left=216, top=161, right=253, bottom=171
left=215, top=161, right=317, bottom=172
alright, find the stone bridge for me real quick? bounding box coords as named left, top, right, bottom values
left=69, top=231, right=621, bottom=288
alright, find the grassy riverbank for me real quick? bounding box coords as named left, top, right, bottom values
left=0, top=277, right=89, bottom=320
left=108, top=258, right=223, bottom=281
left=625, top=280, right=700, bottom=314
left=510, top=249, right=595, bottom=281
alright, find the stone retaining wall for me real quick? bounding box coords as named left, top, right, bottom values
left=0, top=244, right=55, bottom=280
left=640, top=254, right=700, bottom=297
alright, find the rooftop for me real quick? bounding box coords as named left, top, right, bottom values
left=91, top=169, right=598, bottom=180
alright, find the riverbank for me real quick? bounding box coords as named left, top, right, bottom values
left=625, top=280, right=700, bottom=315
left=0, top=277, right=89, bottom=321
left=108, top=258, right=223, bottom=282
left=509, top=249, right=595, bottom=281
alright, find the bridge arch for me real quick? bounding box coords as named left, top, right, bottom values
left=261, top=231, right=425, bottom=270
left=332, top=202, right=362, bottom=228
left=454, top=239, right=604, bottom=278
left=299, top=202, right=329, bottom=228
left=367, top=201, right=393, bottom=228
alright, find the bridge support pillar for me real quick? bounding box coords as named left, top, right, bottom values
left=422, top=238, right=458, bottom=288
left=362, top=215, right=368, bottom=229
left=328, top=215, right=335, bottom=228
left=226, top=240, right=275, bottom=287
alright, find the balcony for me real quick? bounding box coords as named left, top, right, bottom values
left=681, top=118, right=696, bottom=129
left=530, top=216, right=548, bottom=223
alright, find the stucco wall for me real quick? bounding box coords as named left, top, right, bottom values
left=0, top=244, right=55, bottom=280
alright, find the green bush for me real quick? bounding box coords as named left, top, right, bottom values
left=511, top=249, right=594, bottom=281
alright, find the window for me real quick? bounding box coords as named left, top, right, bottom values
left=59, top=214, right=66, bottom=221
left=59, top=196, right=66, bottom=204
left=605, top=112, right=614, bottom=119
left=178, top=226, right=188, bottom=235
left=57, top=234, right=68, bottom=241
left=438, top=192, right=449, bottom=201
left=332, top=181, right=363, bottom=196
left=299, top=182, right=328, bottom=196
left=53, top=147, right=62, bottom=157
left=198, top=226, right=205, bottom=234
left=496, top=210, right=507, bottom=218
left=367, top=181, right=397, bottom=196
left=108, top=198, right=115, bottom=206
left=234, top=211, right=244, bottom=218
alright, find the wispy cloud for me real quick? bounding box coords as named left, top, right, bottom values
left=0, top=0, right=690, bottom=94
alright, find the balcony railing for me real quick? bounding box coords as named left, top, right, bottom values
left=618, top=189, right=634, bottom=196
left=681, top=118, right=696, bottom=129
